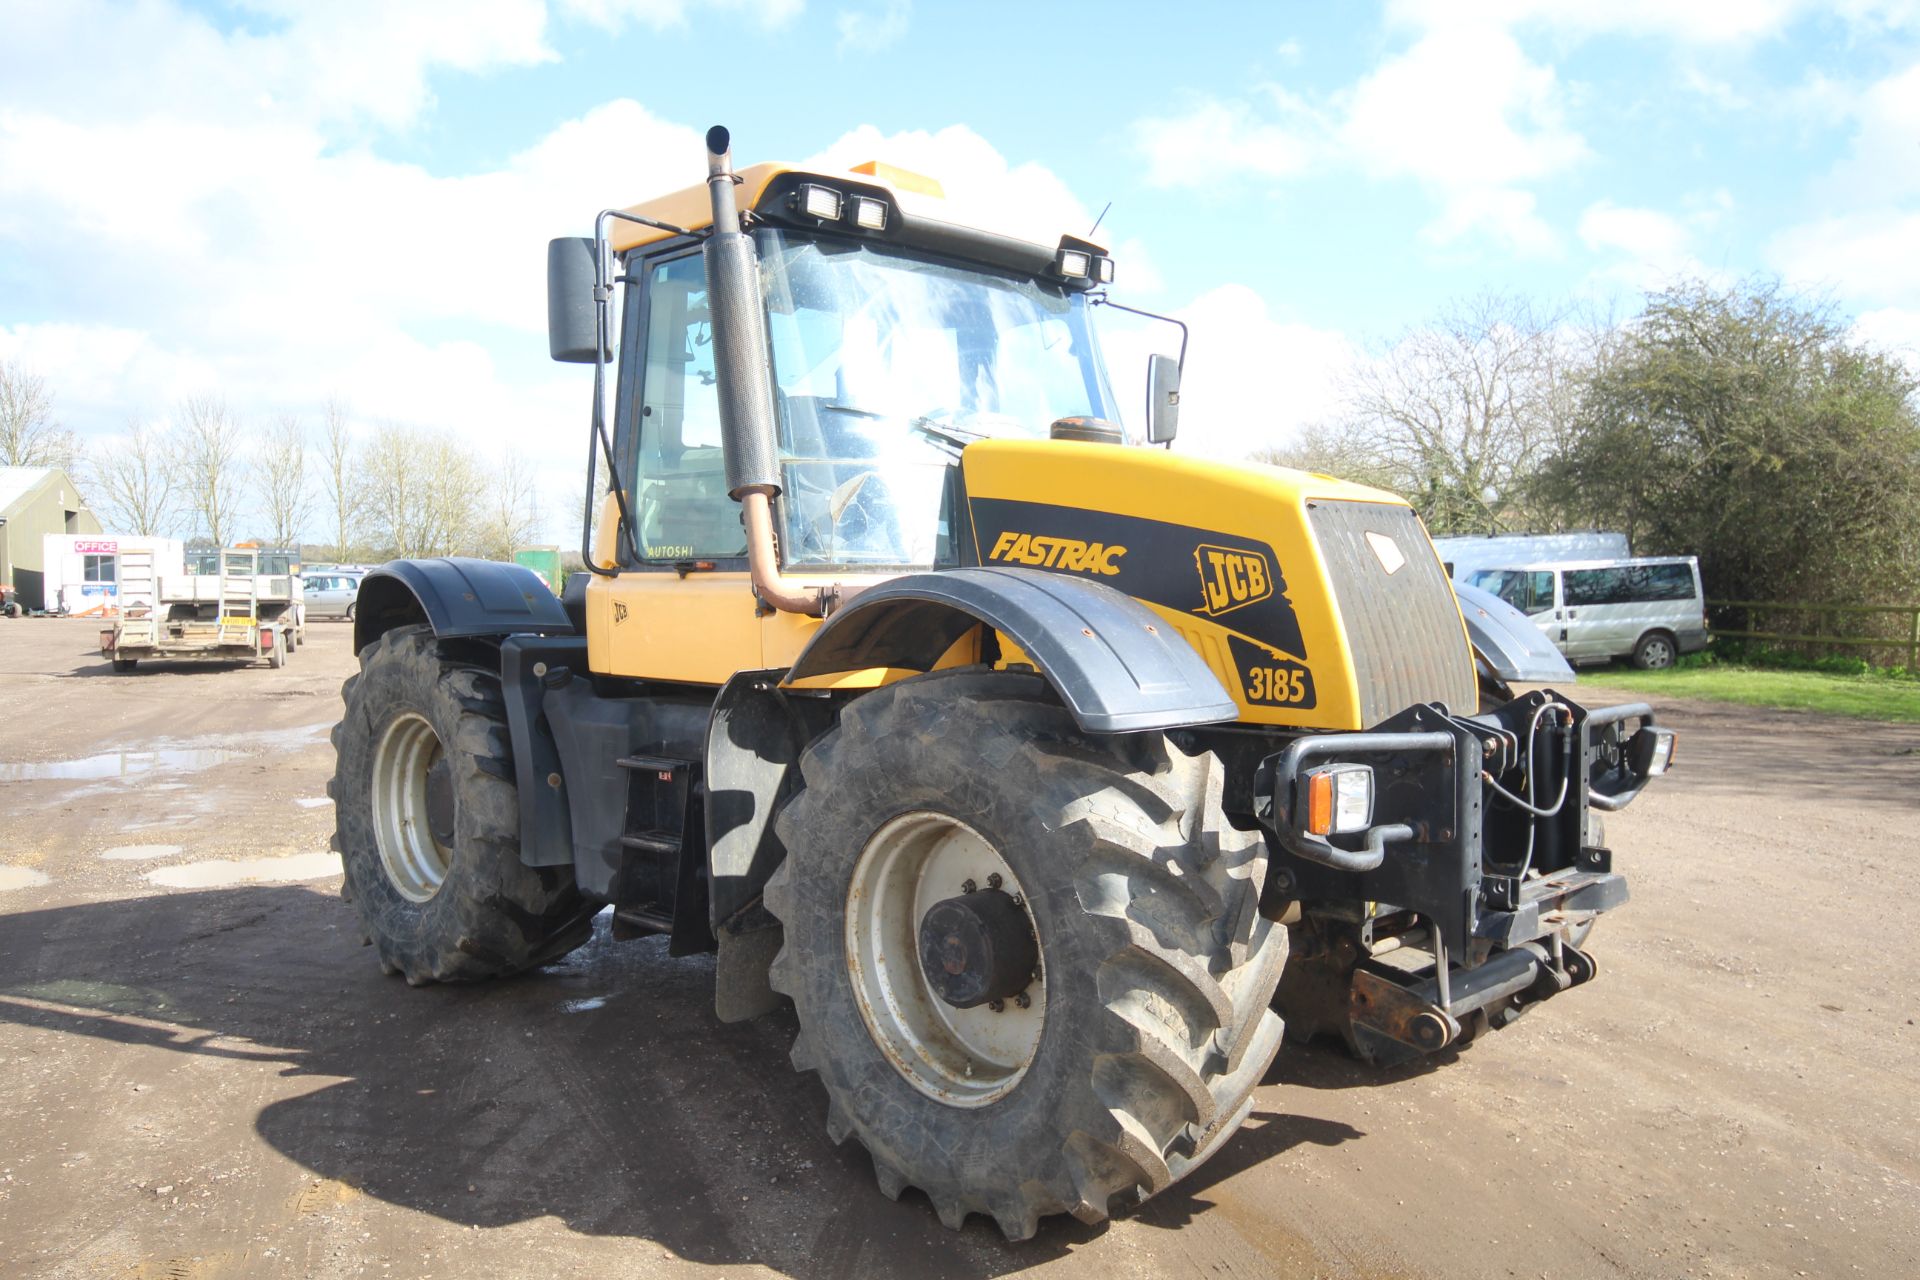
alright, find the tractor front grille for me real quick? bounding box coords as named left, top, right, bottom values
left=1307, top=500, right=1478, bottom=725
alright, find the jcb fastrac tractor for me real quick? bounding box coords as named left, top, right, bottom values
left=331, top=127, right=1675, bottom=1239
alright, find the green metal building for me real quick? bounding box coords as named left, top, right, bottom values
left=0, top=467, right=101, bottom=612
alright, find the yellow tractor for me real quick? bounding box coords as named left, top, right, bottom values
left=331, top=126, right=1674, bottom=1238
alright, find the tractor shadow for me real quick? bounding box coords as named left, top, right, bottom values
left=0, top=886, right=1367, bottom=1276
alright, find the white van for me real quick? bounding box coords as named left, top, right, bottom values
left=1462, top=557, right=1708, bottom=670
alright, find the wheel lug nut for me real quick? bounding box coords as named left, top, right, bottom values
left=1014, top=991, right=1031, bottom=1009
left=987, top=999, right=1005, bottom=1013
left=961, top=878, right=977, bottom=894
left=986, top=873, right=1002, bottom=890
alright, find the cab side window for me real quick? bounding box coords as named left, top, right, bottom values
left=632, top=253, right=745, bottom=560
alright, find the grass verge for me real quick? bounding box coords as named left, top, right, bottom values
left=1584, top=665, right=1920, bottom=724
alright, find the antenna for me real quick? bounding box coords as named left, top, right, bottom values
left=1088, top=201, right=1112, bottom=238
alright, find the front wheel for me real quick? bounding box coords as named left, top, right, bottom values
left=331, top=625, right=593, bottom=984
left=768, top=671, right=1287, bottom=1239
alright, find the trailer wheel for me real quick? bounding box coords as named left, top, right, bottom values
left=330, top=624, right=594, bottom=984
left=768, top=670, right=1287, bottom=1240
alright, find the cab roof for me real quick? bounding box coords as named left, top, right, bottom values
left=608, top=159, right=1102, bottom=262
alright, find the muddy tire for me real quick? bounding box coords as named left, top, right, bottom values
left=330, top=624, right=594, bottom=984
left=767, top=670, right=1287, bottom=1239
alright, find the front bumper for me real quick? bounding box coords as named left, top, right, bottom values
left=1254, top=690, right=1668, bottom=1064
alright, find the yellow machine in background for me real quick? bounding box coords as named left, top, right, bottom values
left=332, top=125, right=1672, bottom=1240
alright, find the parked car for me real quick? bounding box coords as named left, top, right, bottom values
left=300, top=571, right=364, bottom=620
left=1462, top=556, right=1708, bottom=670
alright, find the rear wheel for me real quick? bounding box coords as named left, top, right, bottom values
left=331, top=625, right=593, bottom=984
left=1631, top=631, right=1676, bottom=670
left=768, top=670, right=1287, bottom=1239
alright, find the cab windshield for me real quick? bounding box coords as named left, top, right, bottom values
left=758, top=229, right=1119, bottom=568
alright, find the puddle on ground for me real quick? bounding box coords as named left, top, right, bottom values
left=0, top=722, right=331, bottom=784
left=145, top=852, right=341, bottom=889
left=559, top=996, right=609, bottom=1014
left=0, top=867, right=51, bottom=892
left=100, top=844, right=184, bottom=861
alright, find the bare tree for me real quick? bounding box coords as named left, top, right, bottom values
left=179, top=393, right=247, bottom=547
left=319, top=396, right=362, bottom=558
left=0, top=360, right=78, bottom=471
left=1332, top=295, right=1588, bottom=535
left=358, top=422, right=485, bottom=558
left=88, top=417, right=180, bottom=536
left=258, top=413, right=311, bottom=549
left=471, top=452, right=541, bottom=561
left=1251, top=420, right=1401, bottom=491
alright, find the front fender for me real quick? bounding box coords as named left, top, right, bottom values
left=353, top=557, right=574, bottom=654
left=785, top=567, right=1237, bottom=734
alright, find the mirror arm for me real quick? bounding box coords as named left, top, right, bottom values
left=1091, top=293, right=1189, bottom=377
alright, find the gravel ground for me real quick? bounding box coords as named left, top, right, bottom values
left=1, top=616, right=1915, bottom=1278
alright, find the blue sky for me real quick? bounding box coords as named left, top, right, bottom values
left=3, top=0, right=1917, bottom=540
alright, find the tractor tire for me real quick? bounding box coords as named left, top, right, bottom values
left=767, top=670, right=1287, bottom=1240
left=330, top=624, right=594, bottom=985
left=1631, top=631, right=1677, bottom=670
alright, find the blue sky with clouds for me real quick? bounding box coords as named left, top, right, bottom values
left=3, top=0, right=1917, bottom=540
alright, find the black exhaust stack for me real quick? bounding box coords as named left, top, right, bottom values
left=703, top=125, right=781, bottom=500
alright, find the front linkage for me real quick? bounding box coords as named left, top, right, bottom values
left=1255, top=690, right=1674, bottom=1066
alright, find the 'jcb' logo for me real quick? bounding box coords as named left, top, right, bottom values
left=1194, top=545, right=1272, bottom=616
left=988, top=531, right=1126, bottom=576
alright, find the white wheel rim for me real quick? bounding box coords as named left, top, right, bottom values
left=371, top=711, right=451, bottom=903
left=845, top=811, right=1045, bottom=1108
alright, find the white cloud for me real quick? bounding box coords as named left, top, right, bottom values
left=1339, top=25, right=1584, bottom=254
left=1133, top=92, right=1322, bottom=190
left=1770, top=58, right=1920, bottom=322
left=0, top=0, right=556, bottom=132
left=1387, top=0, right=1810, bottom=44
left=560, top=0, right=803, bottom=30
left=1579, top=203, right=1690, bottom=261
left=835, top=0, right=910, bottom=53
left=1827, top=59, right=1920, bottom=202
left=1773, top=210, right=1920, bottom=304
left=1130, top=24, right=1583, bottom=255
left=1852, top=307, right=1920, bottom=367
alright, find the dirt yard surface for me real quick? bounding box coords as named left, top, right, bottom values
left=2, top=616, right=1916, bottom=1278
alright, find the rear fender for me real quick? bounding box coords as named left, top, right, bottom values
left=352, top=558, right=573, bottom=655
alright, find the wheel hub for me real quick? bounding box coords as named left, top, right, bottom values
left=844, top=811, right=1046, bottom=1107
left=370, top=711, right=453, bottom=903
left=918, top=889, right=1037, bottom=1009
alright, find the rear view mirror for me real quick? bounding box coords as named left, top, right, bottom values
left=547, top=236, right=604, bottom=363
left=1147, top=353, right=1181, bottom=445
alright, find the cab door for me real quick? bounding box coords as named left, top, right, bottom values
left=590, top=247, right=768, bottom=684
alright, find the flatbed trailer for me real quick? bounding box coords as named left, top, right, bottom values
left=101, top=548, right=304, bottom=672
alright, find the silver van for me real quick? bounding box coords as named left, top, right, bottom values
left=1462, top=557, right=1708, bottom=670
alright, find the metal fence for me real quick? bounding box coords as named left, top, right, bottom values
left=1709, top=600, right=1920, bottom=671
